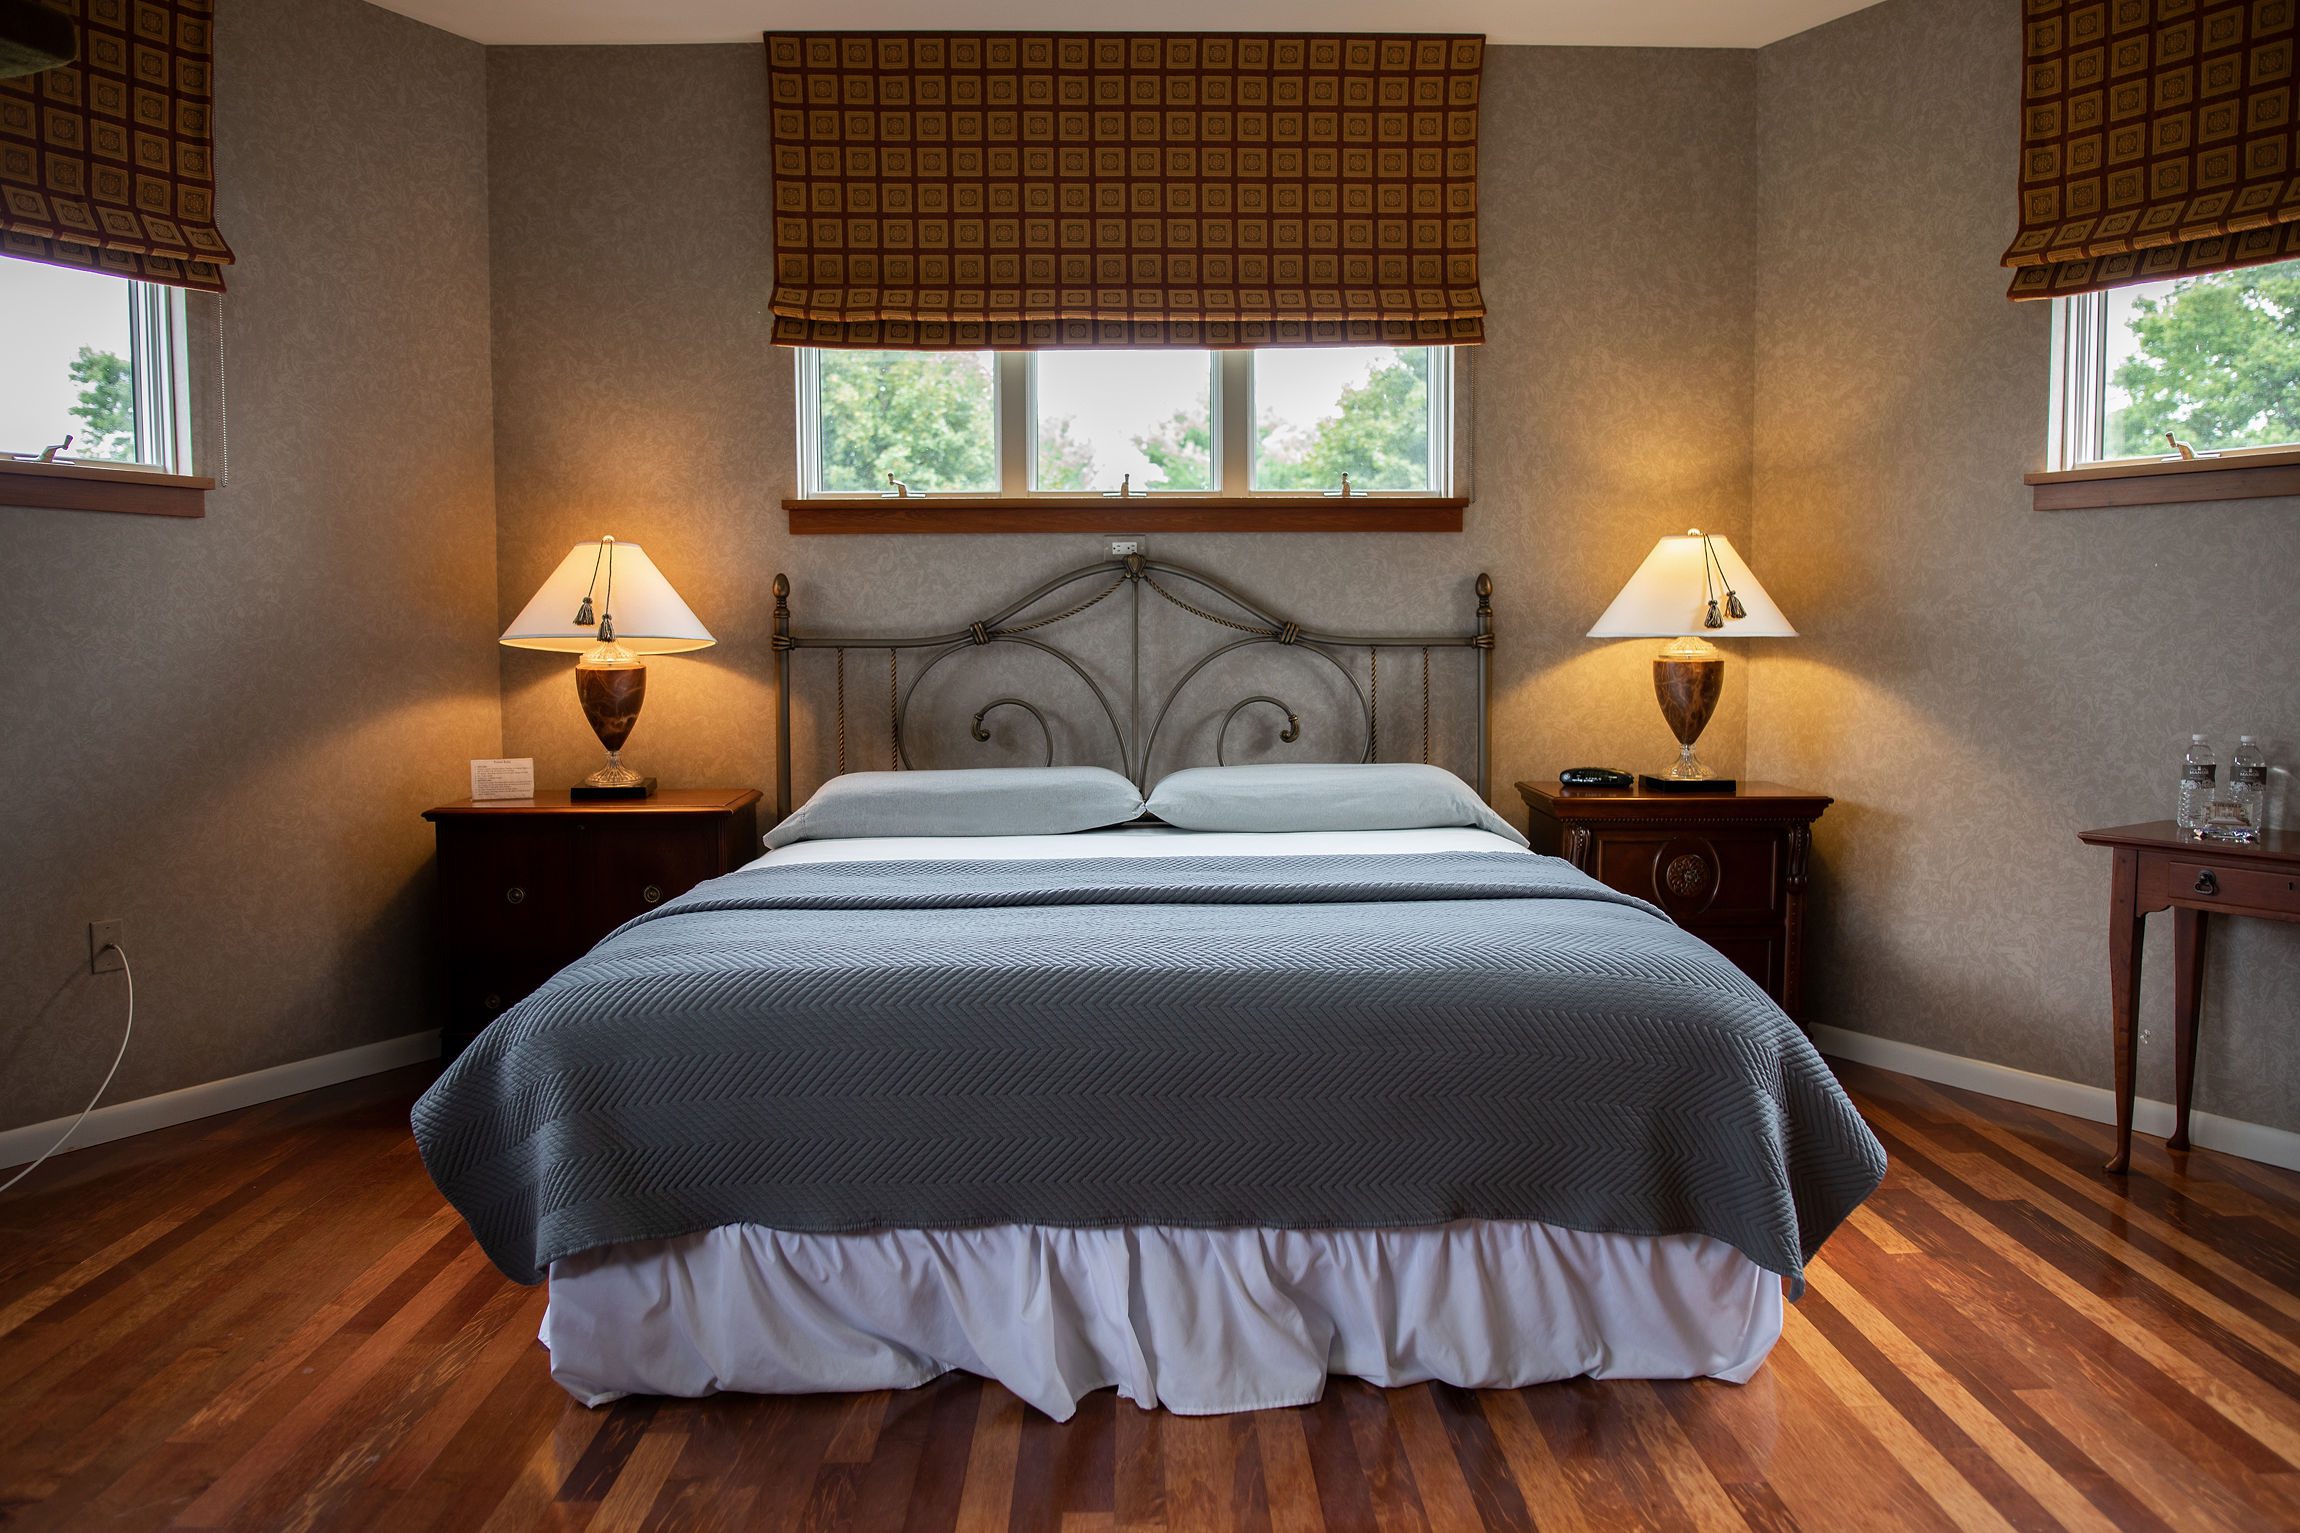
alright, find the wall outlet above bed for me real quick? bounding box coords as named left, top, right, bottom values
left=1107, top=538, right=1145, bottom=557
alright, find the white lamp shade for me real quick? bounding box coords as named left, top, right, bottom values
left=501, top=539, right=715, bottom=655
left=1586, top=531, right=1796, bottom=640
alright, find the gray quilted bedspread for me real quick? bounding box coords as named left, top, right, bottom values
left=412, top=853, right=1886, bottom=1287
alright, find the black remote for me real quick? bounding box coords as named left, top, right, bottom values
left=1559, top=766, right=1634, bottom=789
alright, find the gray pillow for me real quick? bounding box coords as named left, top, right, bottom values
left=1144, top=763, right=1529, bottom=846
left=764, top=767, right=1146, bottom=850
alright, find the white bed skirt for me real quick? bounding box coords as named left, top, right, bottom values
left=541, top=1220, right=1784, bottom=1418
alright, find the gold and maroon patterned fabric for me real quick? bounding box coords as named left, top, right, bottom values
left=2005, top=0, right=2300, bottom=299
left=765, top=32, right=1485, bottom=349
left=0, top=0, right=231, bottom=291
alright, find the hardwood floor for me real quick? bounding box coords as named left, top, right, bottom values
left=3, top=1060, right=2298, bottom=1531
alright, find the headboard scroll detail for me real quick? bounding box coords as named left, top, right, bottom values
left=771, top=555, right=1493, bottom=819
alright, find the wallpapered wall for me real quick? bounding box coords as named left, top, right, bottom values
left=485, top=44, right=1761, bottom=813
left=1752, top=0, right=2300, bottom=1132
left=9, top=0, right=2292, bottom=1145
left=1, top=0, right=500, bottom=1130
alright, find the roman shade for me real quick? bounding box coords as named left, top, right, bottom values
left=2005, top=0, right=2300, bottom=299
left=765, top=32, right=1485, bottom=349
left=0, top=0, right=231, bottom=291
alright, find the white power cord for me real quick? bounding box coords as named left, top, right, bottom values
left=0, top=944, right=134, bottom=1196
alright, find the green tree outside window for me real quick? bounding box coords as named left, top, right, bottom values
left=69, top=346, right=135, bottom=461
left=2109, top=263, right=2300, bottom=457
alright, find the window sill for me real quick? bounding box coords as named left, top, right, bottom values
left=785, top=495, right=1467, bottom=534
left=0, top=459, right=210, bottom=517
left=2026, top=447, right=2300, bottom=510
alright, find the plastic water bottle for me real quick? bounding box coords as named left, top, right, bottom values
left=2177, top=734, right=2218, bottom=834
left=2230, top=736, right=2269, bottom=840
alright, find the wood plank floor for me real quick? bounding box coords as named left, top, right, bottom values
left=3, top=1060, right=2298, bottom=1531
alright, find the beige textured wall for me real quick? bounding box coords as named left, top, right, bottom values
left=30, top=3, right=2268, bottom=1147
left=1751, top=0, right=2300, bottom=1130
left=0, top=0, right=499, bottom=1131
left=487, top=43, right=1760, bottom=821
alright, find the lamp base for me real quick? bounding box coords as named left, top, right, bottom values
left=1638, top=773, right=1738, bottom=795
left=571, top=776, right=657, bottom=801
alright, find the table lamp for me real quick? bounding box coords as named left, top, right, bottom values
left=501, top=537, right=714, bottom=799
left=1587, top=529, right=1795, bottom=793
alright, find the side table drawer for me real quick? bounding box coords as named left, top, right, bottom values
left=2169, top=858, right=2300, bottom=917
left=442, top=956, right=563, bottom=1045
left=1592, top=832, right=1782, bottom=920
left=588, top=821, right=727, bottom=935
left=1689, top=929, right=1781, bottom=1001
left=438, top=823, right=580, bottom=959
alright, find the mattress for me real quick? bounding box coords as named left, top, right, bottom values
left=531, top=824, right=1816, bottom=1413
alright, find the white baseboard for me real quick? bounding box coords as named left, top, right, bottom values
left=0, top=1030, right=441, bottom=1170
left=1813, top=1024, right=2300, bottom=1174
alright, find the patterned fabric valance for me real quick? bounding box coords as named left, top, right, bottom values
left=765, top=32, right=1485, bottom=349
left=2005, top=0, right=2300, bottom=299
left=1, top=0, right=231, bottom=291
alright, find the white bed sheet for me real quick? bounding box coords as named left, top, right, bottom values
left=748, top=822, right=1533, bottom=868
left=545, top=822, right=1785, bottom=1413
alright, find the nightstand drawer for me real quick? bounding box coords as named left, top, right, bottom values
left=589, top=821, right=727, bottom=933
left=1692, top=930, right=1780, bottom=999
left=437, top=823, right=581, bottom=957
left=444, top=958, right=563, bottom=1036
left=1593, top=832, right=1780, bottom=920
left=2168, top=858, right=2300, bottom=917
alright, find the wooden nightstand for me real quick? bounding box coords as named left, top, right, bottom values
left=1516, top=780, right=1832, bottom=1024
left=423, top=788, right=761, bottom=1053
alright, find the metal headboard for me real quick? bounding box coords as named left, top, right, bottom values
left=770, top=554, right=1494, bottom=820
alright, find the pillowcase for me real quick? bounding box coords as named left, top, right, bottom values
left=763, top=766, right=1146, bottom=850
left=1144, top=762, right=1529, bottom=846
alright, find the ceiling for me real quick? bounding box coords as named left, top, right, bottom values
left=366, top=1, right=1886, bottom=50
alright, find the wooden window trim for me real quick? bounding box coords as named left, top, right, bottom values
left=785, top=496, right=1466, bottom=534
left=2026, top=446, right=2300, bottom=511
left=0, top=459, right=210, bottom=517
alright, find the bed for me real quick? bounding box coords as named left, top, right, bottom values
left=413, top=556, right=1885, bottom=1419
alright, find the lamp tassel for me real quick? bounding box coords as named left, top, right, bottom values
left=1703, top=599, right=1724, bottom=629
left=1726, top=591, right=1747, bottom=620
left=573, top=596, right=594, bottom=626
left=598, top=614, right=615, bottom=643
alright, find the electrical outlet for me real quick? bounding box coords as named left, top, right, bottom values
left=88, top=919, right=123, bottom=975
left=1107, top=538, right=1145, bottom=558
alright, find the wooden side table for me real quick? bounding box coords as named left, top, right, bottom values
left=423, top=788, right=761, bottom=1054
left=2075, top=820, right=2300, bottom=1173
left=1517, top=780, right=1833, bottom=1023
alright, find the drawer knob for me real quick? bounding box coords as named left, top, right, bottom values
left=2193, top=869, right=2219, bottom=896
left=504, top=885, right=527, bottom=905
left=641, top=884, right=664, bottom=905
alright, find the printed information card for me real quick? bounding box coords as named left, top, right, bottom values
left=469, top=758, right=537, bottom=801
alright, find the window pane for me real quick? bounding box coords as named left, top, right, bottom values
left=0, top=260, right=138, bottom=462
left=2103, top=258, right=2300, bottom=458
left=815, top=350, right=996, bottom=492
left=1253, top=346, right=1432, bottom=491
left=1034, top=350, right=1212, bottom=491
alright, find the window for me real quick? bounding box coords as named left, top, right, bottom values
left=1252, top=346, right=1445, bottom=493
left=797, top=345, right=1456, bottom=498
left=0, top=260, right=193, bottom=474
left=1035, top=350, right=1213, bottom=493
left=2048, top=257, right=2300, bottom=470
